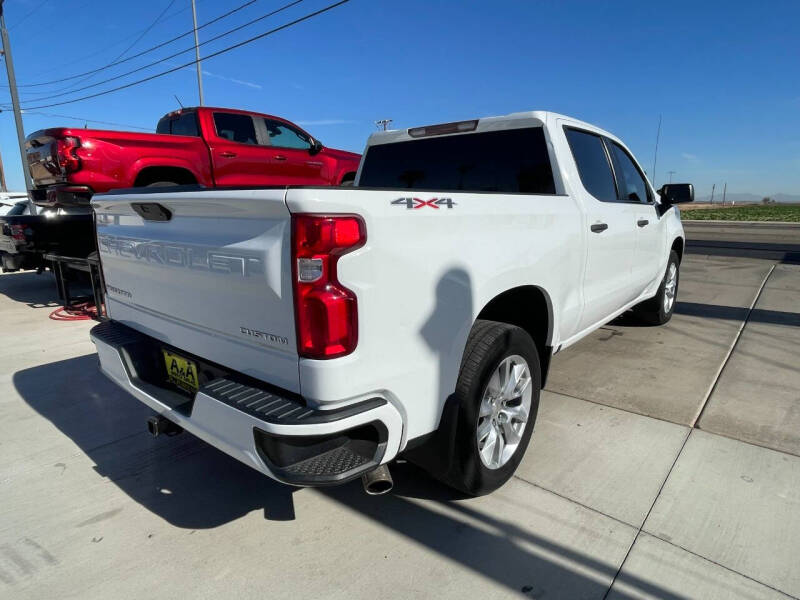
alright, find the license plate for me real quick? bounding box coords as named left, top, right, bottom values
left=162, top=349, right=199, bottom=393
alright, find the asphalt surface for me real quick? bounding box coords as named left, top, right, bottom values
left=1, top=222, right=799, bottom=599
left=684, top=220, right=800, bottom=262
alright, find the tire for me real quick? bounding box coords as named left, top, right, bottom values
left=443, top=319, right=541, bottom=496
left=145, top=181, right=179, bottom=188
left=631, top=250, right=680, bottom=325
left=340, top=178, right=354, bottom=187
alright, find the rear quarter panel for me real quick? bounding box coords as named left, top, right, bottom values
left=71, top=131, right=212, bottom=192
left=285, top=187, right=584, bottom=442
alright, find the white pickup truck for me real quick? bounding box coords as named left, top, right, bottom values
left=90, top=111, right=692, bottom=495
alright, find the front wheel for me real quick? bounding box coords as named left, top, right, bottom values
left=631, top=249, right=680, bottom=325
left=444, top=320, right=541, bottom=495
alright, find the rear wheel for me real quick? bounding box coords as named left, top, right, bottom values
left=444, top=320, right=541, bottom=495
left=631, top=250, right=680, bottom=325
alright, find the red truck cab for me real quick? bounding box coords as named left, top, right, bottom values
left=26, top=106, right=361, bottom=206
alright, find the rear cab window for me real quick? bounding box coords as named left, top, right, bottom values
left=5, top=202, right=28, bottom=216
left=359, top=128, right=556, bottom=194
left=213, top=113, right=257, bottom=145
left=156, top=111, right=199, bottom=136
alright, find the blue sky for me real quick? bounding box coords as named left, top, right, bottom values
left=1, top=0, right=798, bottom=196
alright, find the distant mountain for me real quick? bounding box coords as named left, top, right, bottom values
left=693, top=192, right=800, bottom=204
left=773, top=193, right=800, bottom=203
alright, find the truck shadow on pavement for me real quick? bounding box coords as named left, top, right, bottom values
left=0, top=271, right=62, bottom=309
left=676, top=301, right=800, bottom=327
left=13, top=354, right=299, bottom=527
left=320, top=468, right=693, bottom=600
left=14, top=355, right=692, bottom=598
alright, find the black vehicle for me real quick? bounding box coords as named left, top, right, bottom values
left=0, top=205, right=94, bottom=273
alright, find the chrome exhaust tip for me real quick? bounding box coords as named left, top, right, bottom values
left=362, top=464, right=393, bottom=495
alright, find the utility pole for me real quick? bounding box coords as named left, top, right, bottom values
left=190, top=0, right=204, bottom=105
left=710, top=183, right=715, bottom=205
left=651, top=114, right=662, bottom=187
left=667, top=170, right=676, bottom=183
left=0, top=146, right=7, bottom=192
left=722, top=182, right=727, bottom=206
left=0, top=0, right=34, bottom=204
left=375, top=119, right=392, bottom=131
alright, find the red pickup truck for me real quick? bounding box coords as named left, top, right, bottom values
left=26, top=106, right=361, bottom=206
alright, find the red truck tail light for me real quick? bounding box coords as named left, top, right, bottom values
left=292, top=214, right=366, bottom=359
left=56, top=137, right=81, bottom=174
left=10, top=224, right=27, bottom=242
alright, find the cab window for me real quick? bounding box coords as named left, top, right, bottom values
left=156, top=111, right=199, bottom=136
left=564, top=128, right=617, bottom=202
left=6, top=202, right=28, bottom=216
left=263, top=119, right=312, bottom=150
left=213, top=113, right=257, bottom=145
left=608, top=141, right=651, bottom=203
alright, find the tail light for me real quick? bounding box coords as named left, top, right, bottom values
left=56, top=137, right=81, bottom=174
left=10, top=224, right=28, bottom=242
left=292, top=214, right=366, bottom=359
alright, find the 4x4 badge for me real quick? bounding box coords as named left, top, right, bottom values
left=391, top=197, right=456, bottom=210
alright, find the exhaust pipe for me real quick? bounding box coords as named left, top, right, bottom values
left=146, top=415, right=183, bottom=437
left=362, top=464, right=393, bottom=495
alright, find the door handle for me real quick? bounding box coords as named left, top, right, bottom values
left=274, top=155, right=287, bottom=161
left=590, top=223, right=608, bottom=233
left=220, top=151, right=237, bottom=158
left=637, top=219, right=649, bottom=227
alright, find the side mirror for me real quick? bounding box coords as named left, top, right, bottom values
left=309, top=139, right=323, bottom=156
left=658, top=183, right=694, bottom=206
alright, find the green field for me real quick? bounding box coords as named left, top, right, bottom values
left=681, top=204, right=800, bottom=222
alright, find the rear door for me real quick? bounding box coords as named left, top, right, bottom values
left=92, top=188, right=300, bottom=392
left=207, top=112, right=276, bottom=187
left=606, top=140, right=664, bottom=293
left=563, top=127, right=638, bottom=331
left=261, top=118, right=324, bottom=185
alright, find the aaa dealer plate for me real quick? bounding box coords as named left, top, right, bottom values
left=162, top=349, right=199, bottom=393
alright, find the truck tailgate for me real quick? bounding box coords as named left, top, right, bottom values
left=92, top=188, right=299, bottom=392
left=26, top=131, right=64, bottom=186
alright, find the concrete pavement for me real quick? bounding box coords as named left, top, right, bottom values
left=2, top=247, right=800, bottom=599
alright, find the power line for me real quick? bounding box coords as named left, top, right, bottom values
left=22, top=0, right=349, bottom=111
left=15, top=0, right=261, bottom=89
left=112, top=0, right=179, bottom=64
left=50, top=0, right=179, bottom=99
left=0, top=106, right=152, bottom=131
left=19, top=0, right=305, bottom=103
left=17, top=1, right=203, bottom=82
left=8, top=0, right=50, bottom=30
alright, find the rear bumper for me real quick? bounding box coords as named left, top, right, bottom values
left=0, top=235, right=18, bottom=255
left=90, top=321, right=403, bottom=487
left=1, top=251, right=25, bottom=272
left=33, top=184, right=93, bottom=208
left=0, top=244, right=41, bottom=272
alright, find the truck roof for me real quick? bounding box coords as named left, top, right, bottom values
left=161, top=105, right=299, bottom=124
left=364, top=110, right=620, bottom=147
